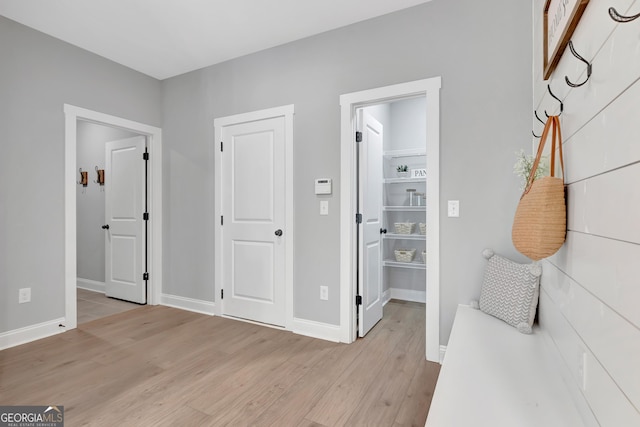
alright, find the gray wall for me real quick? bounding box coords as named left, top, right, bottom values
left=76, top=121, right=139, bottom=283
left=161, top=0, right=532, bottom=342
left=0, top=16, right=161, bottom=333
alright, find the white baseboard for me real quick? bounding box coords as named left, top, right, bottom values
left=439, top=345, right=447, bottom=364
left=77, top=278, right=105, bottom=293
left=390, top=288, right=426, bottom=303
left=292, top=317, right=341, bottom=343
left=382, top=289, right=391, bottom=306
left=160, top=294, right=215, bottom=316
left=0, top=318, right=66, bottom=351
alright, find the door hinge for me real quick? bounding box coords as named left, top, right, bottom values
left=221, top=216, right=223, bottom=226
left=355, top=131, right=362, bottom=143
left=143, top=272, right=149, bottom=281
left=220, top=141, right=223, bottom=152
left=221, top=289, right=224, bottom=299
left=356, top=295, right=362, bottom=306
left=143, top=212, right=149, bottom=221
left=356, top=213, right=362, bottom=224
left=143, top=152, right=149, bottom=161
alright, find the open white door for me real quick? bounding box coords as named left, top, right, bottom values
left=358, top=111, right=383, bottom=337
left=104, top=136, right=146, bottom=304
left=220, top=116, right=286, bottom=327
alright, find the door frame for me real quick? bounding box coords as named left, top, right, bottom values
left=339, top=78, right=441, bottom=362
left=213, top=104, right=295, bottom=330
left=64, top=104, right=163, bottom=330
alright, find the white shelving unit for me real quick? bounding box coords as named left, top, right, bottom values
left=382, top=150, right=426, bottom=272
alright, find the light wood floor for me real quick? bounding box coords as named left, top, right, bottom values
left=0, top=300, right=440, bottom=426
left=77, top=288, right=141, bottom=324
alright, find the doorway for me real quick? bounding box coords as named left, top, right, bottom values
left=76, top=122, right=146, bottom=322
left=339, top=77, right=441, bottom=362
left=214, top=105, right=295, bottom=329
left=64, top=104, right=163, bottom=331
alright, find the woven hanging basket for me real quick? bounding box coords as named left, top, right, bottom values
left=512, top=116, right=566, bottom=261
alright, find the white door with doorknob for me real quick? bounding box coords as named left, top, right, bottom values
left=358, top=111, right=383, bottom=336
left=220, top=115, right=286, bottom=327
left=104, top=136, right=146, bottom=304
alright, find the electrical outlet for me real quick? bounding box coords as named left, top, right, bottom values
left=19, top=287, right=31, bottom=304
left=320, top=286, right=328, bottom=301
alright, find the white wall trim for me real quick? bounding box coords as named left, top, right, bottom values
left=160, top=294, right=215, bottom=316
left=64, top=104, right=163, bottom=331
left=213, top=104, right=295, bottom=330
left=339, top=77, right=441, bottom=362
left=439, top=345, right=447, bottom=364
left=382, top=289, right=392, bottom=306
left=0, top=318, right=66, bottom=351
left=390, top=288, right=426, bottom=304
left=77, top=278, right=105, bottom=293
left=292, top=317, right=341, bottom=343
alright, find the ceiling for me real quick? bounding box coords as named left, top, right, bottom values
left=0, top=0, right=432, bottom=80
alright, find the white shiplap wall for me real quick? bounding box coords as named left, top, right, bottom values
left=533, top=0, right=640, bottom=425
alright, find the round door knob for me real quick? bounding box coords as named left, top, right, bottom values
left=102, top=224, right=110, bottom=230
left=380, top=228, right=387, bottom=234
left=275, top=229, right=283, bottom=237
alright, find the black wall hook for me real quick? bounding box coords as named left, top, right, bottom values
left=609, top=6, right=640, bottom=22
left=565, top=41, right=592, bottom=87
left=544, top=84, right=564, bottom=117
left=532, top=111, right=546, bottom=138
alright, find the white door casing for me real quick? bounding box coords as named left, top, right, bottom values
left=104, top=136, right=146, bottom=304
left=339, top=78, right=441, bottom=362
left=358, top=111, right=383, bottom=337
left=214, top=105, right=294, bottom=328
left=64, top=104, right=162, bottom=331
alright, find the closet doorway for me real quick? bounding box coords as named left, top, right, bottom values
left=64, top=104, right=163, bottom=331
left=76, top=122, right=146, bottom=322
left=357, top=98, right=428, bottom=337
left=339, top=78, right=441, bottom=362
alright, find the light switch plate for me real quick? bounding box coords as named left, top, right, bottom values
left=320, top=200, right=329, bottom=216
left=448, top=200, right=460, bottom=217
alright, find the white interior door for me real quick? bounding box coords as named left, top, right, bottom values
left=221, top=116, right=286, bottom=327
left=358, top=111, right=383, bottom=337
left=104, top=136, right=146, bottom=304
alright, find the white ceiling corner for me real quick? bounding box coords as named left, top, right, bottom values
left=0, top=0, right=432, bottom=80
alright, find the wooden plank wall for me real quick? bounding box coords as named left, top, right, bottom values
left=533, top=0, right=640, bottom=425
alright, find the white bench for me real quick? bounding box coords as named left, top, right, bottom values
left=426, top=305, right=584, bottom=427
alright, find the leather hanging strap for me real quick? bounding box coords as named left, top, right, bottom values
left=523, top=115, right=564, bottom=196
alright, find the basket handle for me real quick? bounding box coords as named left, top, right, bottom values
left=523, top=116, right=564, bottom=196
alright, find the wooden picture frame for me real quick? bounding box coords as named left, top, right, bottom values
left=543, top=0, right=590, bottom=80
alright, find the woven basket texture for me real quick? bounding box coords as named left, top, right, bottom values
left=419, top=223, right=426, bottom=235
left=394, top=249, right=416, bottom=262
left=512, top=176, right=566, bottom=261
left=394, top=222, right=415, bottom=234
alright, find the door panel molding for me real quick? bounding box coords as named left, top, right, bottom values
left=214, top=105, right=294, bottom=330
left=64, top=104, right=163, bottom=330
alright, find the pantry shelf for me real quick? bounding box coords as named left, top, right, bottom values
left=383, top=260, right=426, bottom=270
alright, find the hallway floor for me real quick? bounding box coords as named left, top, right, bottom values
left=77, top=287, right=140, bottom=324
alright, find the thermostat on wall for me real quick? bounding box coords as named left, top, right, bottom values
left=315, top=178, right=332, bottom=195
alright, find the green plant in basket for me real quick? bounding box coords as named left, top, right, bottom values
left=513, top=149, right=549, bottom=190
left=396, top=165, right=408, bottom=172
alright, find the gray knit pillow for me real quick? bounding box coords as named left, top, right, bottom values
left=478, top=249, right=541, bottom=334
